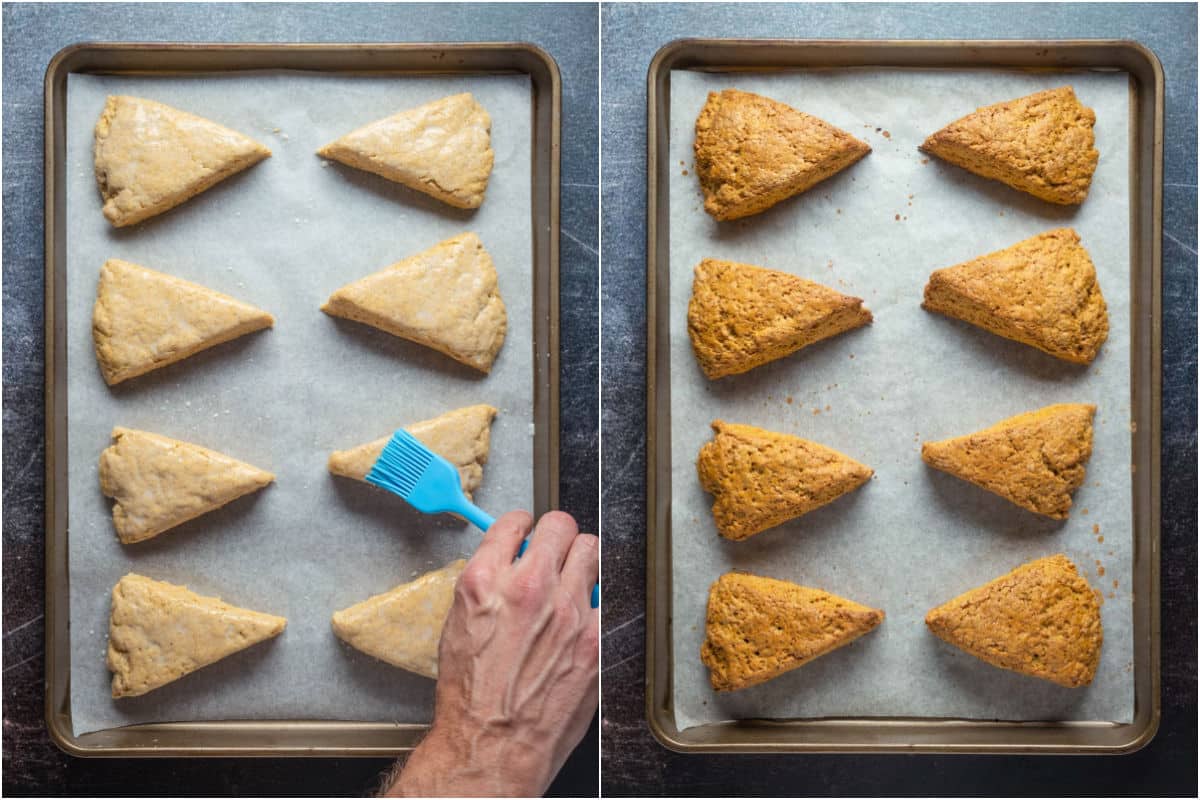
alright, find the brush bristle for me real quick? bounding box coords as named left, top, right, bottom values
left=365, top=431, right=433, bottom=497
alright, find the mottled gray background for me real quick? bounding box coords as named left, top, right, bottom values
left=601, top=2, right=1195, bottom=795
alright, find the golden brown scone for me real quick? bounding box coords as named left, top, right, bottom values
left=108, top=573, right=286, bottom=698
left=688, top=258, right=872, bottom=379
left=321, top=233, right=507, bottom=373
left=331, top=560, right=466, bottom=679
left=920, top=86, right=1098, bottom=205
left=694, top=89, right=870, bottom=220
left=925, top=554, right=1102, bottom=688
left=99, top=427, right=274, bottom=544
left=701, top=572, right=884, bottom=691
left=328, top=405, right=497, bottom=498
left=92, top=259, right=274, bottom=386
left=94, top=95, right=271, bottom=227
left=923, top=228, right=1108, bottom=364
left=318, top=93, right=493, bottom=209
left=921, top=403, right=1095, bottom=519
left=697, top=421, right=873, bottom=540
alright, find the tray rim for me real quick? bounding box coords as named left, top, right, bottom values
left=43, top=40, right=562, bottom=757
left=644, top=37, right=1163, bottom=755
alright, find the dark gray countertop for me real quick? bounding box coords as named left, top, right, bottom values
left=1, top=3, right=597, bottom=795
left=600, top=3, right=1196, bottom=795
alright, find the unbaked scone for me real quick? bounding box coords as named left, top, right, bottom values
left=921, top=403, right=1095, bottom=519
left=107, top=573, right=286, bottom=698
left=329, top=404, right=497, bottom=498
left=923, top=228, right=1108, bottom=364
left=694, top=89, right=870, bottom=221
left=331, top=560, right=466, bottom=679
left=925, top=554, right=1102, bottom=687
left=92, top=258, right=274, bottom=385
left=99, top=427, right=274, bottom=544
left=94, top=95, right=271, bottom=227
left=688, top=258, right=872, bottom=379
left=318, top=93, right=493, bottom=209
left=920, top=86, right=1099, bottom=205
left=701, top=572, right=884, bottom=691
left=321, top=233, right=506, bottom=373
left=697, top=421, right=873, bottom=540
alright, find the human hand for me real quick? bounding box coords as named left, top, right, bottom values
left=385, top=510, right=599, bottom=797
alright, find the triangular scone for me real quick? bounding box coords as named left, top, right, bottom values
left=923, top=228, right=1108, bottom=364
left=688, top=258, right=872, bottom=379
left=697, top=421, right=873, bottom=540
left=92, top=259, right=274, bottom=385
left=108, top=573, right=286, bottom=698
left=701, top=572, right=884, bottom=691
left=926, top=554, right=1102, bottom=687
left=94, top=95, right=271, bottom=227
left=332, top=560, right=466, bottom=679
left=99, top=428, right=274, bottom=544
left=920, top=86, right=1098, bottom=205
left=921, top=404, right=1095, bottom=519
left=694, top=89, right=870, bottom=221
left=321, top=233, right=506, bottom=373
left=318, top=93, right=493, bottom=209
left=329, top=405, right=497, bottom=498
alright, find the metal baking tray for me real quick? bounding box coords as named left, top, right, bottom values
left=44, top=42, right=560, bottom=757
left=645, top=39, right=1162, bottom=754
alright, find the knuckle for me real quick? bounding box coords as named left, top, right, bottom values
left=538, top=510, right=578, bottom=535
left=505, top=569, right=549, bottom=609
left=457, top=564, right=493, bottom=602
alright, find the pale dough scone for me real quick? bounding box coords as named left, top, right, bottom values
left=99, top=427, right=274, bottom=544
left=94, top=95, right=271, bottom=227
left=921, top=403, right=1096, bottom=520
left=321, top=233, right=507, bottom=373
left=923, top=228, right=1108, bottom=365
left=701, top=572, right=884, bottom=692
left=697, top=421, right=873, bottom=541
left=688, top=258, right=872, bottom=379
left=920, top=86, right=1099, bottom=205
left=92, top=258, right=274, bottom=386
left=328, top=404, right=498, bottom=498
left=925, top=554, right=1102, bottom=688
left=108, top=573, right=286, bottom=698
left=331, top=560, right=466, bottom=679
left=318, top=93, right=493, bottom=209
left=694, top=89, right=871, bottom=221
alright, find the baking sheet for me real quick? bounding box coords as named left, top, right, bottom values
left=66, top=71, right=532, bottom=736
left=668, top=68, right=1133, bottom=729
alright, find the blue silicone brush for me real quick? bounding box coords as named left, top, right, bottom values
left=367, top=429, right=598, bottom=608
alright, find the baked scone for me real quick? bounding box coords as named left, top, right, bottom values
left=697, top=421, right=873, bottom=540
left=318, top=93, right=493, bottom=209
left=329, top=404, right=497, bottom=498
left=94, top=95, right=271, bottom=227
left=321, top=233, right=506, bottom=373
left=332, top=560, right=466, bottom=679
left=921, top=404, right=1095, bottom=519
left=108, top=573, right=286, bottom=698
left=701, top=572, right=884, bottom=691
left=92, top=259, right=274, bottom=386
left=925, top=554, right=1102, bottom=687
left=99, top=428, right=274, bottom=544
left=694, top=89, right=870, bottom=221
left=920, top=86, right=1099, bottom=205
left=923, top=228, right=1108, bottom=364
left=688, top=258, right=872, bottom=379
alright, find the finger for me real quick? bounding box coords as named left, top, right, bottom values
left=470, top=509, right=533, bottom=570
left=559, top=533, right=599, bottom=610
left=521, top=510, right=579, bottom=573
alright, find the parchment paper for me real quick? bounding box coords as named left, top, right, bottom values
left=668, top=69, right=1133, bottom=729
left=66, top=71, right=532, bottom=736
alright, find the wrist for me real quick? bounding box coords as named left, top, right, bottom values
left=389, top=722, right=551, bottom=797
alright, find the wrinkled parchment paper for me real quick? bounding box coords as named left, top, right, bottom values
left=668, top=69, right=1133, bottom=729
left=66, top=71, right=532, bottom=735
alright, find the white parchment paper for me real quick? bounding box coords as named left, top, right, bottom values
left=668, top=69, right=1133, bottom=729
left=66, top=71, right=532, bottom=736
